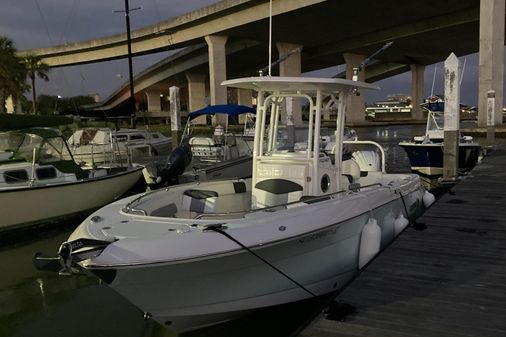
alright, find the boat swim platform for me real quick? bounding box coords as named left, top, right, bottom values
left=298, top=144, right=506, bottom=337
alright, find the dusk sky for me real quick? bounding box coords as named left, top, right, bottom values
left=0, top=0, right=485, bottom=107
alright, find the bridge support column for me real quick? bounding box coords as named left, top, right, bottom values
left=186, top=73, right=207, bottom=125
left=5, top=96, right=15, bottom=113
left=343, top=53, right=366, bottom=125
left=205, top=35, right=228, bottom=126
left=410, top=64, right=425, bottom=120
left=169, top=86, right=182, bottom=147
left=276, top=42, right=303, bottom=126
left=478, top=0, right=504, bottom=127
left=15, top=97, right=22, bottom=114
left=144, top=91, right=162, bottom=114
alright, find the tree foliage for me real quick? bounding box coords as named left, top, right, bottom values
left=0, top=36, right=27, bottom=113
left=37, top=95, right=95, bottom=116
left=22, top=54, right=50, bottom=114
left=1, top=35, right=96, bottom=117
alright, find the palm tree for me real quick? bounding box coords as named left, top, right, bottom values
left=0, top=36, right=27, bottom=113
left=22, top=54, right=50, bottom=115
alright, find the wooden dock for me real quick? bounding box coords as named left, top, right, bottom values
left=299, top=145, right=506, bottom=337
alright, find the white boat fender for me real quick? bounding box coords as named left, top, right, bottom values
left=358, top=218, right=381, bottom=269
left=394, top=213, right=409, bottom=236
left=423, top=190, right=436, bottom=208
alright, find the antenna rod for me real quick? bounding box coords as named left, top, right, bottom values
left=268, top=0, right=273, bottom=76
left=430, top=63, right=437, bottom=97
left=459, top=56, right=466, bottom=87
left=258, top=46, right=302, bottom=76
left=352, top=41, right=393, bottom=81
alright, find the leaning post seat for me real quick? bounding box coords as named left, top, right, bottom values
left=180, top=181, right=249, bottom=215
left=253, top=178, right=303, bottom=208
left=341, top=158, right=361, bottom=183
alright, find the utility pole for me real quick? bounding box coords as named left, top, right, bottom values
left=114, top=0, right=141, bottom=128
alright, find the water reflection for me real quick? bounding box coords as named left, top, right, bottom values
left=355, top=124, right=425, bottom=173
left=0, top=124, right=429, bottom=337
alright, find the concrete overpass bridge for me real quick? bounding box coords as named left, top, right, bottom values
left=20, top=0, right=506, bottom=126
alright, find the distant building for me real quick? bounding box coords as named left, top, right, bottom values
left=89, top=93, right=101, bottom=103
left=365, top=94, right=412, bottom=119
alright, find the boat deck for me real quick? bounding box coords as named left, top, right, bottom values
left=298, top=145, right=506, bottom=337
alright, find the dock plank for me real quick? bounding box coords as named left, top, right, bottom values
left=299, top=147, right=506, bottom=337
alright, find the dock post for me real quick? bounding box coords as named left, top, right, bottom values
left=487, top=90, right=496, bottom=146
left=169, top=86, right=182, bottom=148
left=442, top=53, right=459, bottom=182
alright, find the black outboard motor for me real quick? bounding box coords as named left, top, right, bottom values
left=151, top=144, right=192, bottom=188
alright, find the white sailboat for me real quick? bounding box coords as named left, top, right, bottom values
left=36, top=76, right=432, bottom=332
left=67, top=128, right=172, bottom=167
left=0, top=128, right=143, bottom=231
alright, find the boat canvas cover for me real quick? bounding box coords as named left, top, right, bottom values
left=187, top=104, right=255, bottom=120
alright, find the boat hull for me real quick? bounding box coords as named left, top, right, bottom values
left=399, top=142, right=481, bottom=177
left=82, top=183, right=425, bottom=332
left=0, top=167, right=143, bottom=231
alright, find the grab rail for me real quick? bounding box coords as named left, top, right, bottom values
left=343, top=140, right=386, bottom=173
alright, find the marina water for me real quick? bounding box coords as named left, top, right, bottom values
left=0, top=124, right=445, bottom=337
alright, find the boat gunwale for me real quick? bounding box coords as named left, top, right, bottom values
left=84, top=178, right=423, bottom=269
left=83, top=206, right=382, bottom=270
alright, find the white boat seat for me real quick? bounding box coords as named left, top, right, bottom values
left=253, top=179, right=303, bottom=208
left=150, top=203, right=178, bottom=217
left=182, top=189, right=219, bottom=213
left=342, top=158, right=361, bottom=183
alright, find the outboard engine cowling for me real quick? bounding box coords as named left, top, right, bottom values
left=150, top=145, right=192, bottom=189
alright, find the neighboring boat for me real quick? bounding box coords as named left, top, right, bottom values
left=67, top=128, right=172, bottom=167
left=365, top=93, right=412, bottom=120
left=35, top=77, right=432, bottom=333
left=398, top=102, right=482, bottom=179
left=0, top=127, right=144, bottom=232
left=143, top=104, right=255, bottom=188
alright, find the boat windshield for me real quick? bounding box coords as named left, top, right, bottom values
left=427, top=111, right=444, bottom=131
left=261, top=96, right=315, bottom=155
left=0, top=133, right=42, bottom=162
left=0, top=132, right=73, bottom=163
left=38, top=136, right=74, bottom=163
left=272, top=126, right=312, bottom=153
left=0, top=132, right=25, bottom=153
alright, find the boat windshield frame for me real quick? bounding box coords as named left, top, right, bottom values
left=0, top=131, right=76, bottom=164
